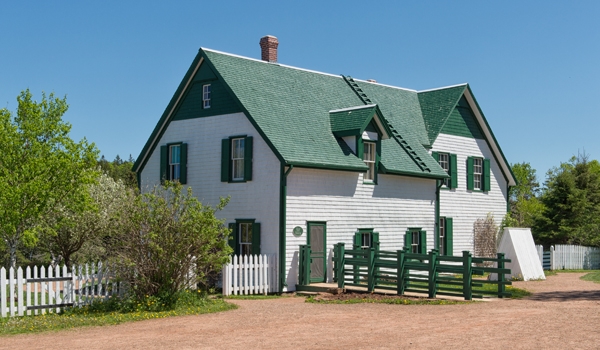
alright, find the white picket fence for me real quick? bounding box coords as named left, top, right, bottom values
left=535, top=244, right=600, bottom=270
left=222, top=254, right=277, bottom=296
left=1, top=262, right=122, bottom=318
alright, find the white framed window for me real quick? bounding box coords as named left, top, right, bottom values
left=473, top=158, right=483, bottom=190
left=231, top=138, right=245, bottom=181
left=361, top=232, right=372, bottom=249
left=364, top=141, right=376, bottom=182
left=203, top=84, right=211, bottom=109
left=438, top=153, right=450, bottom=187
left=169, top=144, right=181, bottom=181
left=439, top=217, right=446, bottom=255
left=411, top=231, right=420, bottom=254
left=239, top=222, right=253, bottom=256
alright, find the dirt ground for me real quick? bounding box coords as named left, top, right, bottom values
left=4, top=273, right=600, bottom=349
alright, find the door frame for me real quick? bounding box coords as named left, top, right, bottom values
left=307, top=221, right=327, bottom=283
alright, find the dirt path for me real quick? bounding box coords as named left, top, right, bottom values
left=4, top=273, right=600, bottom=349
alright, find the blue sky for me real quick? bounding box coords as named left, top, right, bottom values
left=1, top=1, right=599, bottom=182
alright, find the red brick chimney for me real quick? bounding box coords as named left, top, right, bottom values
left=260, top=35, right=279, bottom=62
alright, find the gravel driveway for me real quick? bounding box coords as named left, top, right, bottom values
left=4, top=273, right=600, bottom=349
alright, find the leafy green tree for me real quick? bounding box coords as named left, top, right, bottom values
left=110, top=182, right=231, bottom=304
left=39, top=172, right=135, bottom=267
left=536, top=155, right=600, bottom=247
left=508, top=162, right=545, bottom=229
left=98, top=154, right=137, bottom=188
left=0, top=90, right=98, bottom=269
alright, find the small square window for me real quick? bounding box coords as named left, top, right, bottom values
left=203, top=84, right=211, bottom=109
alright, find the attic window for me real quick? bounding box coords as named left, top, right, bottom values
left=363, top=141, right=376, bottom=182
left=203, top=84, right=211, bottom=109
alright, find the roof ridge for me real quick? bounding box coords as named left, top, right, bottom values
left=202, top=47, right=343, bottom=79
left=418, top=83, right=468, bottom=93
left=343, top=75, right=431, bottom=173
left=329, top=104, right=377, bottom=113
left=352, top=78, right=417, bottom=93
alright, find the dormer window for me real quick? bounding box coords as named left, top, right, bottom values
left=203, top=84, right=211, bottom=109
left=363, top=141, right=376, bottom=181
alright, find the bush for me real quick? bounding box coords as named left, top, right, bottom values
left=110, top=182, right=231, bottom=306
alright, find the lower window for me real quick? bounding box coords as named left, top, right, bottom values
left=404, top=228, right=426, bottom=254
left=439, top=217, right=454, bottom=256
left=228, top=219, right=261, bottom=256
left=354, top=229, right=379, bottom=250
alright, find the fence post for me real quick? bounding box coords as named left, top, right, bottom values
left=462, top=251, right=472, bottom=301
left=497, top=252, right=506, bottom=298
left=397, top=250, right=405, bottom=295
left=9, top=267, right=15, bottom=316
left=337, top=243, right=345, bottom=289
left=26, top=266, right=31, bottom=316
left=428, top=250, right=438, bottom=298
left=1, top=267, right=6, bottom=318
left=17, top=267, right=24, bottom=316
left=367, top=248, right=375, bottom=292
left=550, top=245, right=555, bottom=270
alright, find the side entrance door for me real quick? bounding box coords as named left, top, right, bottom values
left=307, top=222, right=327, bottom=283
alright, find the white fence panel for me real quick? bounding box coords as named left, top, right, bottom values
left=222, top=254, right=277, bottom=296
left=535, top=244, right=600, bottom=270
left=1, top=262, right=122, bottom=318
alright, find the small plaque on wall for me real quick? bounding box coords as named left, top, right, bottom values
left=293, top=226, right=303, bottom=237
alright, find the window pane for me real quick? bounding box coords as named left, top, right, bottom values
left=170, top=145, right=180, bottom=163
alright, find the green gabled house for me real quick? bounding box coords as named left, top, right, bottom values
left=133, top=36, right=516, bottom=292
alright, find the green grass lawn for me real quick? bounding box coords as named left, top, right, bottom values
left=580, top=271, right=600, bottom=283
left=0, top=292, right=236, bottom=336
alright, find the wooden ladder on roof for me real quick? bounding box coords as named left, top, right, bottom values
left=341, top=75, right=431, bottom=173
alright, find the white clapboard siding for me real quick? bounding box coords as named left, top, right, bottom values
left=1, top=262, right=121, bottom=318
left=536, top=244, right=600, bottom=270
left=432, top=134, right=509, bottom=255
left=222, top=254, right=277, bottom=296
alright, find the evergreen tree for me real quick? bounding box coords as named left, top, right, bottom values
left=536, top=154, right=600, bottom=247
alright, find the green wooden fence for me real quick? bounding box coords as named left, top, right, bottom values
left=299, top=243, right=511, bottom=300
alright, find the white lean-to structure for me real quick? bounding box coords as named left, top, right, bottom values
left=134, top=36, right=516, bottom=292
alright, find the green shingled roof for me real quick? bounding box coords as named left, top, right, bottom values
left=330, top=105, right=378, bottom=136
left=202, top=49, right=448, bottom=178
left=136, top=48, right=518, bottom=183
left=418, top=85, right=467, bottom=145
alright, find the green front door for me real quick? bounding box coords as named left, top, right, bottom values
left=307, top=222, right=327, bottom=283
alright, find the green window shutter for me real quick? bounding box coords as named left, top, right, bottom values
left=450, top=153, right=458, bottom=189
left=356, top=138, right=364, bottom=159
left=353, top=232, right=361, bottom=250
left=228, top=223, right=236, bottom=255
left=251, top=222, right=261, bottom=255
left=244, top=136, right=253, bottom=181
left=467, top=156, right=474, bottom=190
left=180, top=143, right=188, bottom=184
left=221, top=139, right=230, bottom=182
left=483, top=158, right=491, bottom=192
left=372, top=232, right=380, bottom=251
left=445, top=218, right=453, bottom=256
left=404, top=231, right=412, bottom=251
left=431, top=151, right=439, bottom=162
left=160, top=145, right=168, bottom=184
left=375, top=141, right=381, bottom=184
left=419, top=231, right=427, bottom=254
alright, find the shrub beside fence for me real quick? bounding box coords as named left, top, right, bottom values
left=536, top=244, right=600, bottom=270
left=222, top=254, right=277, bottom=296
left=1, top=262, right=122, bottom=318
left=298, top=243, right=512, bottom=300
